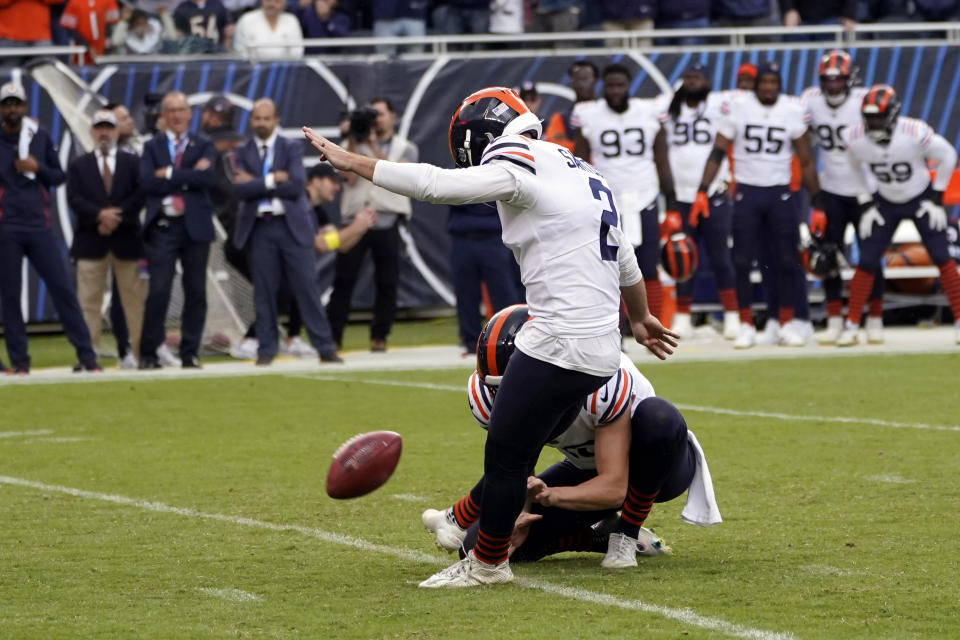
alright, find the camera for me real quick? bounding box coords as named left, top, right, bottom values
left=345, top=106, right=379, bottom=142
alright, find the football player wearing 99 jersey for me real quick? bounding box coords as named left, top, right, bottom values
left=801, top=50, right=886, bottom=345
left=572, top=63, right=677, bottom=324
left=661, top=63, right=739, bottom=340
left=304, top=87, right=678, bottom=588
left=840, top=84, right=960, bottom=346
left=694, top=61, right=823, bottom=349
left=422, top=306, right=720, bottom=569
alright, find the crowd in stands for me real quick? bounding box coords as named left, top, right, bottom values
left=1, top=0, right=959, bottom=62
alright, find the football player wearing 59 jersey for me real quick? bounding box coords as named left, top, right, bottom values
left=304, top=87, right=678, bottom=588
left=801, top=50, right=886, bottom=345
left=661, top=63, right=739, bottom=340
left=840, top=84, right=960, bottom=346
left=421, top=306, right=720, bottom=569
left=694, top=61, right=823, bottom=349
left=573, top=63, right=677, bottom=323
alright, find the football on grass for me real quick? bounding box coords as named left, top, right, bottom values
left=326, top=431, right=402, bottom=499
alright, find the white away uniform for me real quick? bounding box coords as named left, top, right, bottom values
left=662, top=91, right=730, bottom=202
left=373, top=133, right=642, bottom=377
left=802, top=86, right=872, bottom=197
left=571, top=97, right=664, bottom=246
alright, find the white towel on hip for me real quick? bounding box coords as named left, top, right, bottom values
left=18, top=117, right=39, bottom=180
left=681, top=429, right=723, bottom=526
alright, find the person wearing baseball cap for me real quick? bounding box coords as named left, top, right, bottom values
left=0, top=82, right=100, bottom=374
left=66, top=108, right=146, bottom=370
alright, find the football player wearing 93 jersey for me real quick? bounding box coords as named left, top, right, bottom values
left=694, top=61, right=823, bottom=349
left=840, top=84, right=960, bottom=346
left=422, top=306, right=720, bottom=570
left=304, top=87, right=678, bottom=588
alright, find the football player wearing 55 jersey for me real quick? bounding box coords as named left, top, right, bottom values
left=573, top=63, right=677, bottom=324
left=304, top=87, right=678, bottom=588
left=661, top=63, right=739, bottom=340
left=694, top=61, right=823, bottom=349
left=801, top=50, right=887, bottom=345
left=840, top=84, right=960, bottom=346
left=421, top=305, right=720, bottom=570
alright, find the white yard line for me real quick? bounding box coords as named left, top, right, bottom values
left=196, top=587, right=262, bottom=603
left=287, top=374, right=960, bottom=433
left=0, top=475, right=796, bottom=640
left=0, top=430, right=55, bottom=439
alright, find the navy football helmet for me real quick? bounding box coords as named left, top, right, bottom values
left=476, top=304, right=530, bottom=386
left=448, top=87, right=542, bottom=168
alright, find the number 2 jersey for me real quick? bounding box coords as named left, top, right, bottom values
left=372, top=133, right=643, bottom=377
left=466, top=352, right=723, bottom=526
left=717, top=90, right=809, bottom=188
left=661, top=92, right=730, bottom=203
left=570, top=97, right=664, bottom=210
left=843, top=116, right=957, bottom=203
left=801, top=86, right=871, bottom=197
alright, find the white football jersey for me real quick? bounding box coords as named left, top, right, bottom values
left=467, top=353, right=656, bottom=470
left=661, top=92, right=730, bottom=202
left=571, top=97, right=663, bottom=210
left=844, top=116, right=957, bottom=203
left=717, top=91, right=809, bottom=187
left=802, top=86, right=872, bottom=197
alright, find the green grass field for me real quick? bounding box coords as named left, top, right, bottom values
left=2, top=352, right=959, bottom=639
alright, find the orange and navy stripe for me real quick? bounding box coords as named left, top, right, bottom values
left=818, top=49, right=851, bottom=77
left=452, top=493, right=480, bottom=529
left=474, top=528, right=510, bottom=565
left=621, top=486, right=658, bottom=527
left=467, top=370, right=495, bottom=426
left=480, top=303, right=528, bottom=379
left=863, top=85, right=895, bottom=113
left=480, top=137, right=536, bottom=175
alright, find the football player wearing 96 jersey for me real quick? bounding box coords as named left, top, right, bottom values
left=304, top=87, right=678, bottom=588
left=694, top=61, right=823, bottom=349
left=572, top=63, right=677, bottom=324
left=661, top=63, right=739, bottom=340
left=801, top=50, right=886, bottom=345
left=840, top=84, right=960, bottom=346
left=422, top=306, right=720, bottom=569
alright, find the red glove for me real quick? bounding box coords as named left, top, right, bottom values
left=660, top=210, right=682, bottom=240
left=809, top=209, right=827, bottom=238
left=689, top=191, right=710, bottom=228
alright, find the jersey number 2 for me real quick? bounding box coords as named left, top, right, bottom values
left=590, top=177, right=619, bottom=261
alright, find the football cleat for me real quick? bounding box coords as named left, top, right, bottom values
left=733, top=323, right=756, bottom=349
left=818, top=316, right=843, bottom=345
left=756, top=319, right=780, bottom=346
left=156, top=343, right=181, bottom=367
left=866, top=316, right=885, bottom=344
left=418, top=551, right=513, bottom=588
left=778, top=319, right=809, bottom=347
left=836, top=320, right=860, bottom=347
left=602, top=532, right=639, bottom=568
left=283, top=336, right=317, bottom=357
left=671, top=312, right=694, bottom=340
left=422, top=507, right=468, bottom=552
left=722, top=311, right=740, bottom=340
left=636, top=526, right=672, bottom=557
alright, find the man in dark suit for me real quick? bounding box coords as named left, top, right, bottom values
left=0, top=82, right=99, bottom=374
left=232, top=98, right=341, bottom=365
left=67, top=109, right=146, bottom=366
left=138, top=91, right=216, bottom=369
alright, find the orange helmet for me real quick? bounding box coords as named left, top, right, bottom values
left=862, top=84, right=900, bottom=143
left=448, top=87, right=542, bottom=168
left=818, top=50, right=854, bottom=106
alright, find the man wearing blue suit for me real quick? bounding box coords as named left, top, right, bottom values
left=138, top=91, right=216, bottom=369
left=233, top=98, right=341, bottom=365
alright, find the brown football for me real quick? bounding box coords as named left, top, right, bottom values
left=325, top=431, right=402, bottom=499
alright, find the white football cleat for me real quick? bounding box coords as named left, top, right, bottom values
left=636, top=526, right=672, bottom=557
left=421, top=507, right=468, bottom=552
left=866, top=316, right=885, bottom=344
left=756, top=319, right=780, bottom=345
left=671, top=312, right=694, bottom=340
left=733, top=323, right=756, bottom=349
left=156, top=343, right=181, bottom=367
left=230, top=337, right=258, bottom=360
left=818, top=316, right=843, bottom=345
left=778, top=319, right=809, bottom=347
left=418, top=551, right=513, bottom=588
left=602, top=532, right=639, bottom=568
left=722, top=311, right=740, bottom=340
left=836, top=320, right=859, bottom=347
left=283, top=336, right=317, bottom=357
left=119, top=353, right=138, bottom=370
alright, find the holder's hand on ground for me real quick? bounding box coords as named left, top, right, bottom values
left=630, top=314, right=680, bottom=360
